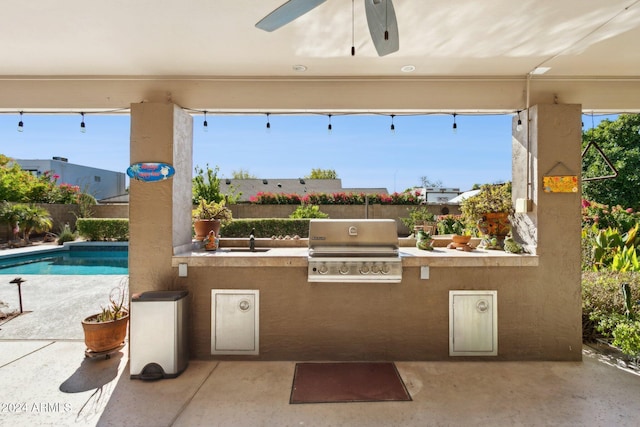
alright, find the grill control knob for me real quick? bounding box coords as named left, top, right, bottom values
left=370, top=264, right=380, bottom=274
left=381, top=263, right=391, bottom=274
left=359, top=264, right=370, bottom=274
left=317, top=264, right=329, bottom=275
left=339, top=263, right=350, bottom=275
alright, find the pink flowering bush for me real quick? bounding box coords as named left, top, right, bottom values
left=250, top=191, right=423, bottom=205
left=582, top=199, right=640, bottom=231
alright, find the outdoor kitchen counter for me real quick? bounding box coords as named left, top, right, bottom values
left=399, top=247, right=538, bottom=267
left=171, top=246, right=538, bottom=268
left=172, top=247, right=309, bottom=267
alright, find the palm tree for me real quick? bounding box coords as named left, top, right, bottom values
left=20, top=204, right=53, bottom=241
left=0, top=201, right=24, bottom=240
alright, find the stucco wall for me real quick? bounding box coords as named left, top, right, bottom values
left=128, top=102, right=583, bottom=362
left=129, top=103, right=193, bottom=295
left=174, top=261, right=582, bottom=361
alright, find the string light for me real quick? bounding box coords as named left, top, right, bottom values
left=6, top=109, right=632, bottom=138
left=390, top=114, right=395, bottom=134
left=516, top=110, right=523, bottom=132
left=384, top=0, right=389, bottom=40
left=203, top=111, right=208, bottom=132
left=351, top=0, right=356, bottom=56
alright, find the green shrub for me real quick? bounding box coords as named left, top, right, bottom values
left=612, top=320, right=640, bottom=358
left=436, top=214, right=466, bottom=235
left=401, top=207, right=436, bottom=233
left=582, top=199, right=640, bottom=230
left=221, top=219, right=310, bottom=238
left=76, top=218, right=129, bottom=241
left=193, top=164, right=240, bottom=205
left=582, top=271, right=640, bottom=340
left=289, top=205, right=328, bottom=219
left=0, top=202, right=53, bottom=241
left=584, top=224, right=640, bottom=271
left=57, top=223, right=77, bottom=245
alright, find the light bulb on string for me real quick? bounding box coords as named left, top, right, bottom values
left=384, top=0, right=389, bottom=40
left=80, top=112, right=86, bottom=133
left=203, top=111, right=208, bottom=132
left=452, top=113, right=457, bottom=134
left=17, top=112, right=24, bottom=132
left=327, top=114, right=333, bottom=135
left=351, top=0, right=355, bottom=56
left=266, top=113, right=271, bottom=133
left=390, top=114, right=395, bottom=134
left=516, top=110, right=523, bottom=132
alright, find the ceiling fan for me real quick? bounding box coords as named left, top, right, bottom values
left=255, top=0, right=399, bottom=57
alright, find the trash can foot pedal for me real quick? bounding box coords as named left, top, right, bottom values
left=131, top=362, right=165, bottom=380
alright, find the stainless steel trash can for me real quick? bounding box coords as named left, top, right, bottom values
left=130, top=290, right=189, bottom=380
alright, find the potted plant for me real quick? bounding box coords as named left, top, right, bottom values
left=82, top=281, right=129, bottom=355
left=416, top=229, right=434, bottom=251
left=460, top=183, right=513, bottom=246
left=192, top=198, right=233, bottom=241
left=402, top=206, right=438, bottom=236
left=436, top=214, right=466, bottom=236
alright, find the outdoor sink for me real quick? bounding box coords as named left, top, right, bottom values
left=224, top=248, right=270, bottom=253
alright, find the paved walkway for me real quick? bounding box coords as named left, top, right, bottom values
left=2, top=272, right=640, bottom=426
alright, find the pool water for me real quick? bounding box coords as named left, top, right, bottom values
left=0, top=246, right=128, bottom=275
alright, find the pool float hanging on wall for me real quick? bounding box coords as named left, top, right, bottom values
left=127, top=162, right=175, bottom=182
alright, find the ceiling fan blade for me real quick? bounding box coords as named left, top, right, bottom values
left=364, top=0, right=399, bottom=56
left=256, top=0, right=327, bottom=32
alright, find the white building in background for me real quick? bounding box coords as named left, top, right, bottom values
left=15, top=157, right=126, bottom=200
left=413, top=187, right=461, bottom=204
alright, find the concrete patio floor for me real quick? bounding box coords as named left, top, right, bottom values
left=2, top=273, right=640, bottom=426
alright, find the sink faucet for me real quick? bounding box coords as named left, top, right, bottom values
left=249, top=228, right=255, bottom=251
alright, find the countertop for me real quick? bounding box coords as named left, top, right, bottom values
left=172, top=242, right=538, bottom=268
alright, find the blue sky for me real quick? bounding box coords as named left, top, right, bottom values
left=3, top=111, right=615, bottom=193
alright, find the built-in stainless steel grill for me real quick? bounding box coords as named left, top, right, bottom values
left=307, top=219, right=402, bottom=283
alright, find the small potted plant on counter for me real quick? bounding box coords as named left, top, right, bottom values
left=415, top=228, right=434, bottom=251
left=81, top=280, right=129, bottom=357
left=192, top=198, right=233, bottom=241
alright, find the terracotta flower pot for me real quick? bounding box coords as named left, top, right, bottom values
left=452, top=234, right=471, bottom=244
left=193, top=219, right=221, bottom=241
left=477, top=212, right=510, bottom=237
left=82, top=314, right=129, bottom=353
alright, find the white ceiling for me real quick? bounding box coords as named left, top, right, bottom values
left=2, top=0, right=640, bottom=111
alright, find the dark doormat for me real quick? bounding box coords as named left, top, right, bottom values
left=290, top=362, right=412, bottom=404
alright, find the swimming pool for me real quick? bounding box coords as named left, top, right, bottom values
left=0, top=244, right=128, bottom=275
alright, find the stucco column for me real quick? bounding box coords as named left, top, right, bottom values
left=129, top=102, right=193, bottom=294
left=512, top=103, right=583, bottom=360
